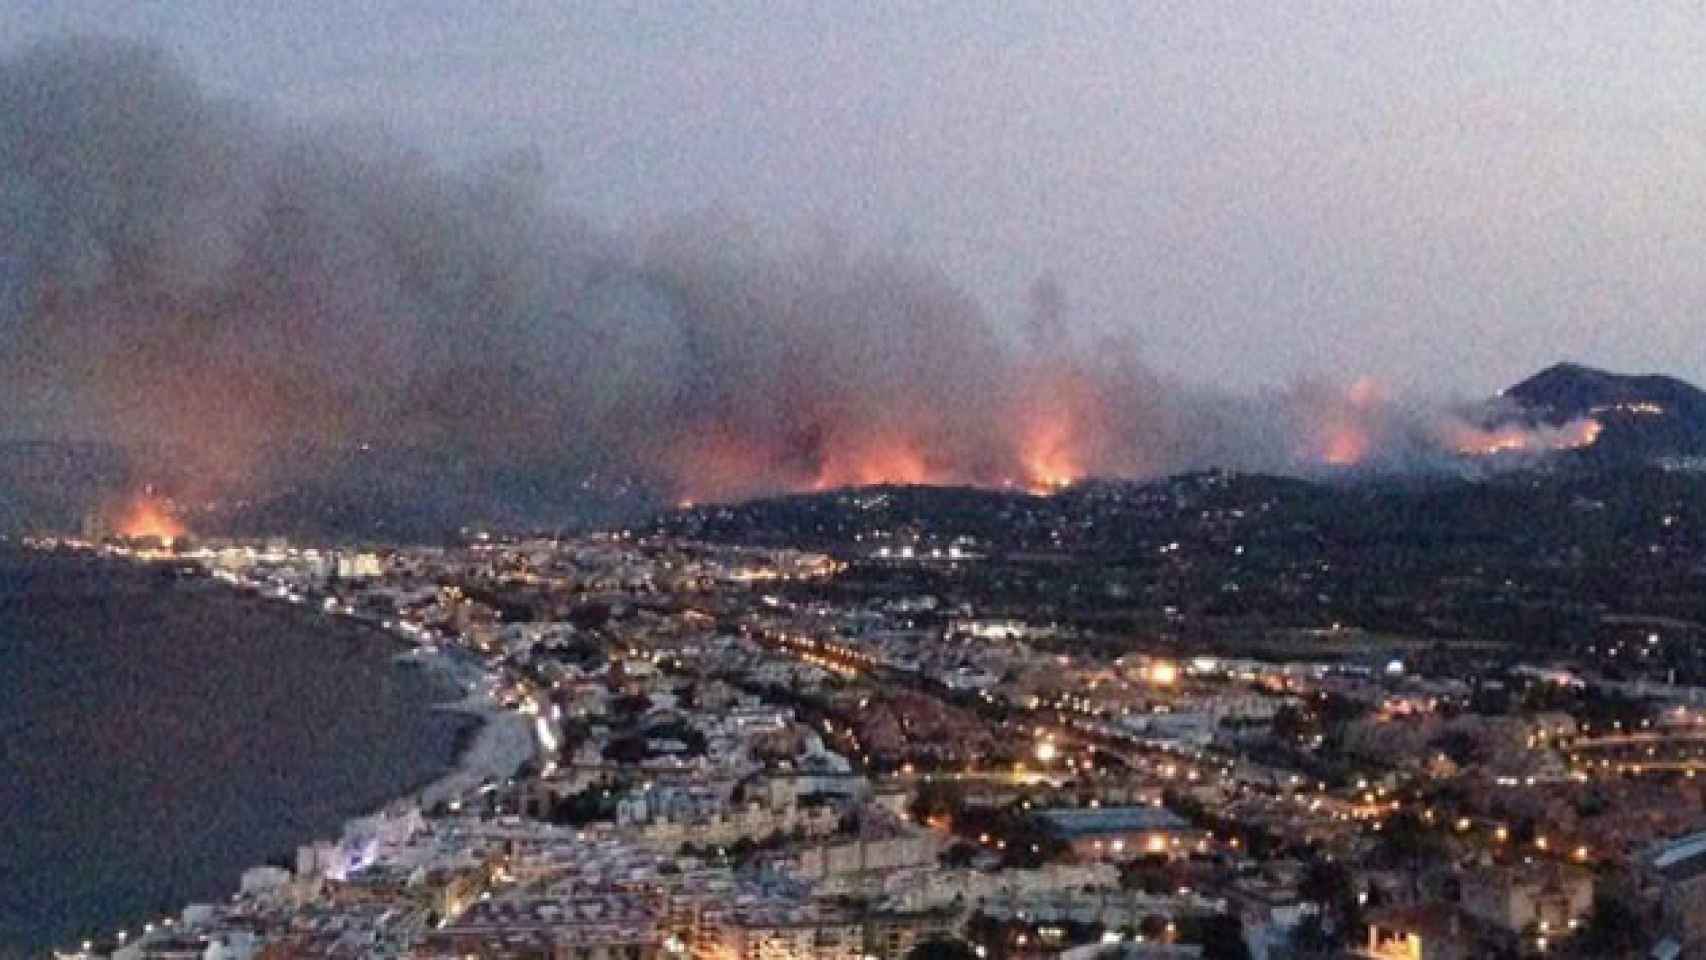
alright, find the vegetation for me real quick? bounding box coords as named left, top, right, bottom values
left=547, top=785, right=620, bottom=826
left=904, top=938, right=978, bottom=960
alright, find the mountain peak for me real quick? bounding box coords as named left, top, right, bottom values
left=1506, top=362, right=1705, bottom=412
left=1501, top=362, right=1706, bottom=459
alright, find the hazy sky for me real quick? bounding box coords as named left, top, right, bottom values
left=6, top=1, right=1706, bottom=396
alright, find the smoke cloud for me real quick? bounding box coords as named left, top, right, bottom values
left=0, top=39, right=1591, bottom=516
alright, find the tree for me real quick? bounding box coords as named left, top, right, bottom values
left=1187, top=912, right=1251, bottom=960
left=1371, top=810, right=1445, bottom=870
left=1285, top=915, right=1337, bottom=958
left=602, top=734, right=649, bottom=765
left=996, top=819, right=1072, bottom=868
left=1298, top=858, right=1349, bottom=906
left=1469, top=683, right=1511, bottom=716
left=905, top=938, right=978, bottom=960
left=643, top=720, right=708, bottom=756
left=1573, top=891, right=1645, bottom=956
left=940, top=841, right=981, bottom=868
left=566, top=602, right=611, bottom=629
left=548, top=786, right=618, bottom=826
left=1297, top=857, right=1361, bottom=947
left=1428, top=729, right=1482, bottom=767
left=910, top=780, right=965, bottom=822
left=1272, top=703, right=1309, bottom=742
left=1317, top=692, right=1371, bottom=729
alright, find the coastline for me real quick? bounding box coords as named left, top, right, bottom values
left=421, top=691, right=537, bottom=810
left=220, top=577, right=540, bottom=820
left=392, top=645, right=538, bottom=811
left=218, top=578, right=540, bottom=818
left=218, top=584, right=543, bottom=820
left=173, top=564, right=543, bottom=820
left=10, top=547, right=539, bottom=956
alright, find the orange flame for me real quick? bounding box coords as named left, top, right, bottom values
left=1311, top=376, right=1383, bottom=466
left=1008, top=362, right=1117, bottom=492
left=1445, top=416, right=1603, bottom=456
left=1321, top=427, right=1370, bottom=466
left=1018, top=411, right=1084, bottom=492
left=664, top=370, right=1607, bottom=504
left=116, top=495, right=186, bottom=543
left=810, top=435, right=942, bottom=490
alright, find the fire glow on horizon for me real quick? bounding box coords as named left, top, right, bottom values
left=115, top=495, right=186, bottom=543
left=0, top=38, right=1666, bottom=525
left=666, top=372, right=1112, bottom=501
left=1441, top=417, right=1604, bottom=457
left=669, top=374, right=1610, bottom=503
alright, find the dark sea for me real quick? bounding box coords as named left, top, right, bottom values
left=0, top=548, right=473, bottom=957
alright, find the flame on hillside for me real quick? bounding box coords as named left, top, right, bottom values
left=1019, top=424, right=1083, bottom=491
left=1013, top=368, right=1097, bottom=492
left=1442, top=416, right=1603, bottom=456
left=1320, top=428, right=1371, bottom=466
left=810, top=434, right=945, bottom=491
left=665, top=370, right=1613, bottom=503
left=1296, top=376, right=1606, bottom=469
left=115, top=495, right=186, bottom=543
left=1306, top=376, right=1383, bottom=467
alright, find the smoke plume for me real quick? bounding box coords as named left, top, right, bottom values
left=0, top=39, right=1594, bottom=517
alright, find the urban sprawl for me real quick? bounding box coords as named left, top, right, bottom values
left=31, top=473, right=1706, bottom=960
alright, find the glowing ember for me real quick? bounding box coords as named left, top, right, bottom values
left=1019, top=414, right=1084, bottom=492
left=115, top=496, right=186, bottom=543
left=1321, top=426, right=1370, bottom=466
left=1569, top=418, right=1605, bottom=447
left=1147, top=660, right=1180, bottom=685
left=1444, top=416, right=1603, bottom=457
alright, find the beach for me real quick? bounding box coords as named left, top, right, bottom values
left=393, top=643, right=540, bottom=811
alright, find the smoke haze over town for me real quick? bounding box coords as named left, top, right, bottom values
left=18, top=11, right=1706, bottom=957
left=3, top=7, right=1704, bottom=508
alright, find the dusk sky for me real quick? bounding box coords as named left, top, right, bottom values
left=8, top=1, right=1704, bottom=398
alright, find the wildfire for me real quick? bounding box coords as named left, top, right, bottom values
left=1007, top=362, right=1118, bottom=493
left=664, top=429, right=795, bottom=504
left=668, top=426, right=958, bottom=503
left=1445, top=416, right=1603, bottom=457
left=1569, top=418, right=1605, bottom=447
left=663, top=369, right=1610, bottom=505
left=1023, top=470, right=1079, bottom=494
left=1312, top=376, right=1384, bottom=467
left=810, top=436, right=942, bottom=490
left=115, top=495, right=186, bottom=543
left=1321, top=426, right=1370, bottom=466
left=1018, top=413, right=1084, bottom=493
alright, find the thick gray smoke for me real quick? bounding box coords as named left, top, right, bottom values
left=0, top=39, right=1579, bottom=511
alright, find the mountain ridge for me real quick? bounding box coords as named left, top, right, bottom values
left=1500, top=361, right=1706, bottom=461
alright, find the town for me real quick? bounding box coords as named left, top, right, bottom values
left=30, top=467, right=1706, bottom=960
